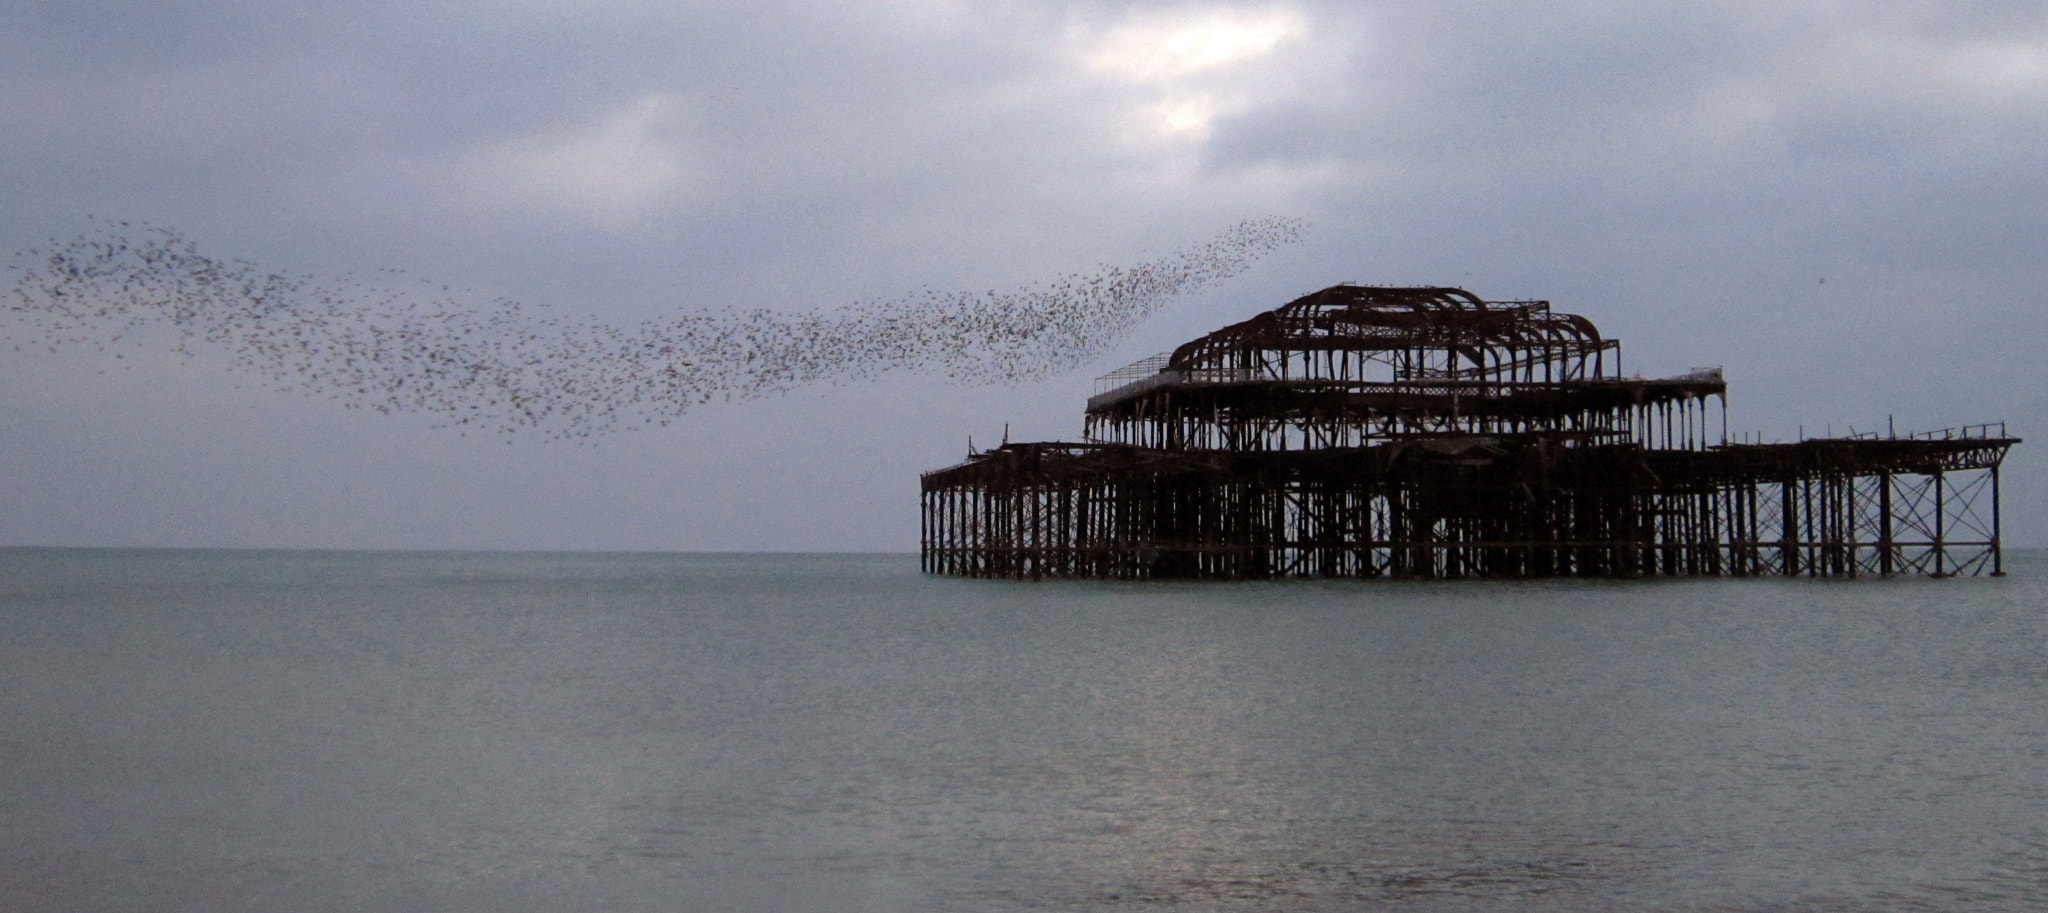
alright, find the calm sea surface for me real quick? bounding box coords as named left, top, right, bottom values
left=2, top=549, right=2044, bottom=912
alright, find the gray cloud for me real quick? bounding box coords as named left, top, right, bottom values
left=1, top=1, right=2042, bottom=549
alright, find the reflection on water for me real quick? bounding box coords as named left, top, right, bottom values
left=2, top=549, right=2045, bottom=911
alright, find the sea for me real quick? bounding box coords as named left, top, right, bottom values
left=2, top=548, right=2043, bottom=912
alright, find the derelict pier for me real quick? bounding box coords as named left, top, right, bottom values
left=920, top=286, right=2017, bottom=579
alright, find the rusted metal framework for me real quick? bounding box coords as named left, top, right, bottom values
left=922, top=286, right=2018, bottom=579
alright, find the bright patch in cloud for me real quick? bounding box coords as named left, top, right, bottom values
left=1078, top=5, right=1311, bottom=143
left=1087, top=6, right=1308, bottom=82
left=447, top=96, right=690, bottom=229
left=1152, top=93, right=1223, bottom=136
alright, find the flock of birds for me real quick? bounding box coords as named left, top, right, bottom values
left=3, top=217, right=1305, bottom=439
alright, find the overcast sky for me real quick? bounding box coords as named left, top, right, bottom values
left=3, top=1, right=2043, bottom=551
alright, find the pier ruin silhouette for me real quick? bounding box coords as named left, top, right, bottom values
left=922, top=285, right=2017, bottom=579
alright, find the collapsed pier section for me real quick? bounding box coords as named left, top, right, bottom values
left=921, top=286, right=2017, bottom=579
